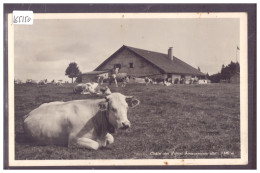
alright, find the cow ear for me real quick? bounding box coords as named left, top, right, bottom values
left=99, top=101, right=108, bottom=111
left=126, top=96, right=140, bottom=108
left=105, top=96, right=110, bottom=101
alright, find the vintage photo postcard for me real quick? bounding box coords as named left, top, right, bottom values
left=5, top=8, right=254, bottom=168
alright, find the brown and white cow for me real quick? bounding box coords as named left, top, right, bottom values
left=144, top=77, right=153, bottom=85
left=23, top=93, right=140, bottom=150
left=73, top=82, right=111, bottom=95
left=38, top=79, right=48, bottom=85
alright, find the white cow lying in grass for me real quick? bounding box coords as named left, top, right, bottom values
left=73, top=82, right=111, bottom=95
left=51, top=80, right=63, bottom=86
left=23, top=93, right=140, bottom=150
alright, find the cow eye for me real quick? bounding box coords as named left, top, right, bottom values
left=111, top=108, right=117, bottom=112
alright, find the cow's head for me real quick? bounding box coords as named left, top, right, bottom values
left=101, top=86, right=112, bottom=95
left=99, top=93, right=140, bottom=130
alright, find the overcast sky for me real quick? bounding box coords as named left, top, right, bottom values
left=14, top=18, right=240, bottom=82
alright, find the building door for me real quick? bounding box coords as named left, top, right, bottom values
left=114, top=64, right=121, bottom=69
left=167, top=74, right=172, bottom=82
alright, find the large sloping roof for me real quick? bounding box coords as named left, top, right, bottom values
left=82, top=70, right=109, bottom=75
left=95, top=45, right=205, bottom=76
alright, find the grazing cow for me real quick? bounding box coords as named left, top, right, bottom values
left=164, top=81, right=171, bottom=86
left=74, top=82, right=111, bottom=95
left=56, top=81, right=63, bottom=86
left=109, top=74, right=118, bottom=87
left=73, top=83, right=89, bottom=94
left=26, top=79, right=37, bottom=84
left=198, top=79, right=208, bottom=84
left=121, top=76, right=129, bottom=87
left=108, top=67, right=119, bottom=87
left=14, top=79, right=23, bottom=84
left=144, top=77, right=153, bottom=85
left=184, top=80, right=189, bottom=84
left=159, top=80, right=171, bottom=86
left=23, top=93, right=140, bottom=150
left=98, top=86, right=112, bottom=95
left=51, top=80, right=62, bottom=86
left=38, top=79, right=48, bottom=85
left=52, top=80, right=63, bottom=86
left=97, top=76, right=104, bottom=85
left=173, top=78, right=180, bottom=84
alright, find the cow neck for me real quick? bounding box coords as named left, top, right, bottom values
left=104, top=100, right=115, bottom=134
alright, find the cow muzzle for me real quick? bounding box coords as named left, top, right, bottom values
left=120, top=121, right=131, bottom=129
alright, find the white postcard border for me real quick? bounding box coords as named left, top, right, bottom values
left=8, top=12, right=248, bottom=167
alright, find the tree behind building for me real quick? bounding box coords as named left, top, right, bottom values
left=65, top=62, right=81, bottom=83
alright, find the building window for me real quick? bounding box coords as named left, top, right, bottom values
left=129, top=63, right=134, bottom=68
left=114, top=64, right=121, bottom=69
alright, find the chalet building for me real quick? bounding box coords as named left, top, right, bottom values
left=92, top=45, right=205, bottom=82
left=82, top=45, right=205, bottom=83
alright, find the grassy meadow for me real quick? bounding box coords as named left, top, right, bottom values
left=14, top=82, right=240, bottom=160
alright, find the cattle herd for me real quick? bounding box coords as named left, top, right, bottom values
left=20, top=76, right=140, bottom=150
left=16, top=74, right=210, bottom=150
left=73, top=82, right=112, bottom=95
left=14, top=79, right=70, bottom=85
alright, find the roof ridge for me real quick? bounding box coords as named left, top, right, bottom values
left=125, top=45, right=168, bottom=56
left=96, top=45, right=205, bottom=76
left=125, top=45, right=205, bottom=76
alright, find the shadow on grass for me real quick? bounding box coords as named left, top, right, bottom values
left=15, top=132, right=34, bottom=145
left=55, top=92, right=75, bottom=95
left=99, top=146, right=113, bottom=151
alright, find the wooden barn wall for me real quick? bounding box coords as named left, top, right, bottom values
left=98, top=49, right=162, bottom=77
